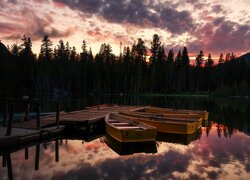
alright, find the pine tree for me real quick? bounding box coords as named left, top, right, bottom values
left=225, top=53, right=231, bottom=62
left=175, top=50, right=182, bottom=69
left=70, top=46, right=77, bottom=61
left=39, top=35, right=53, bottom=62
left=218, top=53, right=224, bottom=64
left=82, top=40, right=87, bottom=54
left=196, top=50, right=204, bottom=67
left=11, top=43, right=20, bottom=56
left=150, top=34, right=161, bottom=64
left=181, top=47, right=190, bottom=68
left=205, top=53, right=214, bottom=67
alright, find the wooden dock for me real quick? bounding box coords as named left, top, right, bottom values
left=0, top=126, right=64, bottom=150
left=0, top=105, right=144, bottom=150
left=12, top=105, right=143, bottom=129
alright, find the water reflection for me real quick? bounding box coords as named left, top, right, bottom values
left=103, top=134, right=157, bottom=155
left=156, top=128, right=202, bottom=145
left=1, top=96, right=250, bottom=179
left=0, top=123, right=249, bottom=180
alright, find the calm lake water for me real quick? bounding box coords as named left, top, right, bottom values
left=1, top=95, right=250, bottom=179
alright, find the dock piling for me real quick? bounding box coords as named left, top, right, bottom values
left=23, top=96, right=30, bottom=121
left=25, top=148, right=29, bottom=160
left=56, top=102, right=60, bottom=129
left=55, top=140, right=59, bottom=162
left=2, top=156, right=6, bottom=167
left=36, top=103, right=40, bottom=130
left=3, top=100, right=8, bottom=127
left=6, top=103, right=14, bottom=136
left=6, top=154, right=13, bottom=180
left=35, top=144, right=40, bottom=171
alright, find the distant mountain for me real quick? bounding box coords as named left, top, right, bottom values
left=236, top=52, right=250, bottom=62
left=0, top=42, right=12, bottom=60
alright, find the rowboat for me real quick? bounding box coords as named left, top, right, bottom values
left=118, top=112, right=198, bottom=134
left=105, top=113, right=157, bottom=143
left=119, top=111, right=202, bottom=134
left=143, top=106, right=209, bottom=120
left=119, top=111, right=202, bottom=128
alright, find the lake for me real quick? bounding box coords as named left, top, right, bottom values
left=0, top=95, right=250, bottom=179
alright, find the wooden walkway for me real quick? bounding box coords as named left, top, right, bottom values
left=12, top=105, right=143, bottom=129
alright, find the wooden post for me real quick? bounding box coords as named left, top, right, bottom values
left=36, top=103, right=40, bottom=130
left=2, top=156, right=6, bottom=167
left=6, top=104, right=14, bottom=136
left=6, top=154, right=13, bottom=180
left=35, top=144, right=40, bottom=171
left=25, top=148, right=29, bottom=160
left=55, top=140, right=59, bottom=162
left=24, top=99, right=30, bottom=121
left=56, top=102, right=60, bottom=129
left=3, top=100, right=8, bottom=127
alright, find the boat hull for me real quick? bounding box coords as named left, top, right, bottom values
left=117, top=113, right=198, bottom=134
left=120, top=111, right=202, bottom=129
left=144, top=107, right=209, bottom=121
left=105, top=113, right=157, bottom=143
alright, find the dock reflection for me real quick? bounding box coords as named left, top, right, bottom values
left=1, top=138, right=60, bottom=180
left=103, top=134, right=157, bottom=155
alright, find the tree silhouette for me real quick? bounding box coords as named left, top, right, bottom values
left=0, top=34, right=249, bottom=96
left=205, top=53, right=214, bottom=67
left=218, top=53, right=224, bottom=64
left=195, top=50, right=204, bottom=67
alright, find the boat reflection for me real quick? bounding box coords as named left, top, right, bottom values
left=103, top=134, right=157, bottom=155
left=156, top=128, right=202, bottom=145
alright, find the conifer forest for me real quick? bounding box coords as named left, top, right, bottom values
left=0, top=34, right=249, bottom=96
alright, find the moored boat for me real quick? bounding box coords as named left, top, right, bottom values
left=117, top=112, right=198, bottom=134
left=105, top=113, right=157, bottom=143
left=119, top=111, right=202, bottom=130
left=143, top=106, right=209, bottom=120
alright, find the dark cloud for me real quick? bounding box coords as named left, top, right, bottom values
left=187, top=19, right=250, bottom=54
left=185, top=0, right=199, bottom=3
left=2, top=8, right=75, bottom=41
left=211, top=4, right=227, bottom=14
left=213, top=17, right=225, bottom=26
left=53, top=0, right=196, bottom=34
left=0, top=22, right=18, bottom=34
left=51, top=150, right=191, bottom=179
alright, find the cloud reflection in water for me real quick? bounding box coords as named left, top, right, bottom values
left=0, top=124, right=250, bottom=180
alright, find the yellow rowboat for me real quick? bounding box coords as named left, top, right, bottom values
left=119, top=111, right=202, bottom=131
left=105, top=113, right=157, bottom=143
left=119, top=111, right=202, bottom=130
left=117, top=112, right=198, bottom=135
left=143, top=106, right=209, bottom=121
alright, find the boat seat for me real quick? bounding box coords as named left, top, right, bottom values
left=111, top=123, right=130, bottom=125
left=116, top=126, right=144, bottom=130
left=108, top=119, right=120, bottom=123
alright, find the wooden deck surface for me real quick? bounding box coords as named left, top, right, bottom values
left=12, top=105, right=143, bottom=130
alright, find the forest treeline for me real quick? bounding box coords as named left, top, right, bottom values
left=0, top=34, right=249, bottom=96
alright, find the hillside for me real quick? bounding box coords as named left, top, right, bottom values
left=0, top=42, right=12, bottom=60
left=237, top=52, right=250, bottom=62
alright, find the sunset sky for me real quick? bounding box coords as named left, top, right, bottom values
left=1, top=0, right=250, bottom=57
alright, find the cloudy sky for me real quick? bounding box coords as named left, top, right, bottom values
left=1, top=0, right=250, bottom=57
